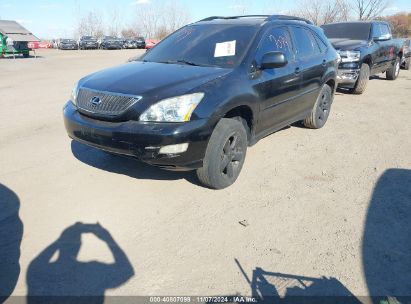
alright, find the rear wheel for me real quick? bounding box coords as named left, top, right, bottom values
left=196, top=118, right=247, bottom=189
left=350, top=63, right=370, bottom=95
left=386, top=56, right=400, bottom=80
left=303, top=84, right=333, bottom=129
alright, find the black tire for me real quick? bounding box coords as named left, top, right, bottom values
left=386, top=56, right=400, bottom=80
left=196, top=118, right=247, bottom=189
left=303, top=84, right=333, bottom=129
left=350, top=63, right=370, bottom=95
left=403, top=58, right=410, bottom=70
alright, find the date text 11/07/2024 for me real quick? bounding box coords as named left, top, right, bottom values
left=149, top=296, right=258, bottom=303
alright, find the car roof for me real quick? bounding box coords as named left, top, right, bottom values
left=194, top=15, right=313, bottom=27
left=323, top=20, right=389, bottom=26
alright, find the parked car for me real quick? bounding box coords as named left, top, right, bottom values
left=28, top=40, right=52, bottom=49
left=100, top=36, right=123, bottom=50
left=321, top=21, right=404, bottom=94
left=136, top=37, right=146, bottom=49
left=401, top=39, right=410, bottom=70
left=59, top=39, right=78, bottom=50
left=123, top=39, right=137, bottom=49
left=64, top=15, right=338, bottom=189
left=145, top=39, right=159, bottom=49
left=79, top=36, right=98, bottom=50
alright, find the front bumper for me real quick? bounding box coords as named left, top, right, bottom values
left=63, top=102, right=212, bottom=170
left=337, top=68, right=360, bottom=88
left=104, top=44, right=123, bottom=49
left=81, top=44, right=98, bottom=49
left=60, top=45, right=77, bottom=50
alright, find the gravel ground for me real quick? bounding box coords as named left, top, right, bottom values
left=1, top=49, right=410, bottom=302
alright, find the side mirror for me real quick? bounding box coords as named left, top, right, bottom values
left=373, top=34, right=391, bottom=41
left=260, top=51, right=288, bottom=69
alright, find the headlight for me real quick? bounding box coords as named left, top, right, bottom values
left=140, top=93, right=204, bottom=122
left=70, top=82, right=80, bottom=105
left=338, top=50, right=361, bottom=63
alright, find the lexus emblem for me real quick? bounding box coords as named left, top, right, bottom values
left=90, top=96, right=102, bottom=106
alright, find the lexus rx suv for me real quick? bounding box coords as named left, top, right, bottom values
left=64, top=15, right=338, bottom=189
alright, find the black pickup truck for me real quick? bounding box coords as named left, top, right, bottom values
left=321, top=21, right=404, bottom=94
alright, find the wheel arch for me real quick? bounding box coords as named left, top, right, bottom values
left=223, top=105, right=254, bottom=142
left=362, top=55, right=372, bottom=67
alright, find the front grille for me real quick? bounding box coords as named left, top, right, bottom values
left=76, top=88, right=142, bottom=117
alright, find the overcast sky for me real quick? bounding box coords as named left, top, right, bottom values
left=0, top=0, right=410, bottom=38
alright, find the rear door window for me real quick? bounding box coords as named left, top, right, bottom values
left=313, top=34, right=328, bottom=53
left=290, top=26, right=320, bottom=58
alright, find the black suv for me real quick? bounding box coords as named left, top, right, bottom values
left=59, top=39, right=78, bottom=50
left=100, top=36, right=123, bottom=50
left=64, top=15, right=338, bottom=189
left=79, top=36, right=98, bottom=50
left=135, top=37, right=146, bottom=49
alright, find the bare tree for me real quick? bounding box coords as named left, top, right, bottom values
left=161, top=0, right=191, bottom=34
left=121, top=28, right=142, bottom=39
left=134, top=0, right=191, bottom=39
left=352, top=0, right=391, bottom=20
left=229, top=0, right=249, bottom=15
left=74, top=11, right=105, bottom=39
left=107, top=8, right=123, bottom=37
left=293, top=0, right=351, bottom=25
left=134, top=1, right=163, bottom=38
left=380, top=12, right=411, bottom=37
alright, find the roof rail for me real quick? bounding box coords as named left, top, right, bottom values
left=196, top=15, right=313, bottom=25
left=197, top=15, right=270, bottom=22
left=266, top=15, right=313, bottom=24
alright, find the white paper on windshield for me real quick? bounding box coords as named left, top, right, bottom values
left=214, top=40, right=236, bottom=57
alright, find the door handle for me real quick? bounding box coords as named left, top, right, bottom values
left=295, top=67, right=301, bottom=75
left=322, top=60, right=327, bottom=67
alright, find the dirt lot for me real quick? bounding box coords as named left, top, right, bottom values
left=1, top=49, right=410, bottom=301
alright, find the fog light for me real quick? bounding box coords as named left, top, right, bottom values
left=159, top=143, right=189, bottom=154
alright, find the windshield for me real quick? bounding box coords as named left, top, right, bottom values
left=141, top=24, right=259, bottom=68
left=61, top=39, right=75, bottom=43
left=321, top=23, right=371, bottom=41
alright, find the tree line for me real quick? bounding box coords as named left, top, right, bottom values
left=73, top=0, right=410, bottom=40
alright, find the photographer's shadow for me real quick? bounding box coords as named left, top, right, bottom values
left=71, top=141, right=199, bottom=185
left=26, top=222, right=134, bottom=304
left=0, top=184, right=23, bottom=303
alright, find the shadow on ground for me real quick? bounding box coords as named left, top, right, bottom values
left=235, top=259, right=360, bottom=304
left=71, top=140, right=200, bottom=185
left=26, top=222, right=134, bottom=304
left=0, top=184, right=23, bottom=303
left=363, top=169, right=411, bottom=303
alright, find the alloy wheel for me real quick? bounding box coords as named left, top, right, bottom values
left=220, top=133, right=244, bottom=179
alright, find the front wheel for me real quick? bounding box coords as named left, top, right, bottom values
left=303, top=84, right=333, bottom=129
left=350, top=63, right=370, bottom=95
left=196, top=118, right=247, bottom=189
left=403, top=58, right=410, bottom=70
left=386, top=56, right=400, bottom=80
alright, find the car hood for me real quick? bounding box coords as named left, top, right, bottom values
left=329, top=38, right=368, bottom=51
left=79, top=61, right=232, bottom=98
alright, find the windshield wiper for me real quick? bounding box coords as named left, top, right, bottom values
left=158, top=59, right=219, bottom=67
left=157, top=59, right=201, bottom=66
